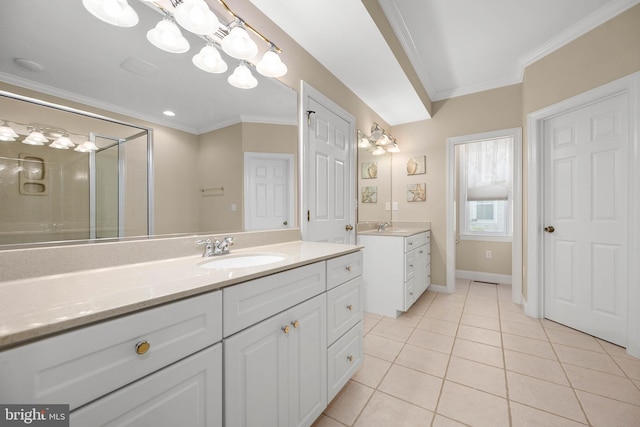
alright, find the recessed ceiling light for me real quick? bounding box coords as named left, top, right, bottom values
left=163, top=110, right=176, bottom=117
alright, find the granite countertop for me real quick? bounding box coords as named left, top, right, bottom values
left=0, top=240, right=361, bottom=350
left=358, top=226, right=430, bottom=237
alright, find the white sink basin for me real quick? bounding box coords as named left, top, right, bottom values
left=199, top=253, right=287, bottom=269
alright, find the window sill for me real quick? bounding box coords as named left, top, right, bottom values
left=460, top=234, right=512, bottom=243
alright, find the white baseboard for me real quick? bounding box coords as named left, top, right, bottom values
left=428, top=283, right=449, bottom=293
left=456, top=270, right=512, bottom=285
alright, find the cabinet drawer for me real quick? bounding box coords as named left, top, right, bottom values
left=71, top=343, right=222, bottom=427
left=327, top=321, right=363, bottom=402
left=326, top=251, right=363, bottom=290
left=404, top=278, right=415, bottom=310
left=224, top=262, right=325, bottom=337
left=405, top=232, right=427, bottom=252
left=327, top=277, right=362, bottom=344
left=0, top=291, right=222, bottom=410
left=405, top=250, right=416, bottom=281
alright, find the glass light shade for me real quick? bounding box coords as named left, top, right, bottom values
left=256, top=49, right=287, bottom=78
left=228, top=62, right=257, bottom=89
left=174, top=0, right=219, bottom=36
left=221, top=25, right=258, bottom=60
left=23, top=130, right=48, bottom=146
left=192, top=44, right=228, bottom=74
left=370, top=123, right=383, bottom=141
left=82, top=0, right=139, bottom=27
left=377, top=132, right=391, bottom=146
left=74, top=140, right=99, bottom=152
left=386, top=143, right=400, bottom=153
left=372, top=146, right=386, bottom=156
left=357, top=131, right=371, bottom=148
left=54, top=136, right=76, bottom=148
left=49, top=141, right=70, bottom=150
left=0, top=124, right=19, bottom=141
left=147, top=18, right=190, bottom=54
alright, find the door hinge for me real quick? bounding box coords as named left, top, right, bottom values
left=307, top=210, right=310, bottom=222
left=306, top=110, right=315, bottom=126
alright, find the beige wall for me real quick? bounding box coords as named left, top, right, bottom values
left=520, top=4, right=640, bottom=298
left=390, top=84, right=523, bottom=286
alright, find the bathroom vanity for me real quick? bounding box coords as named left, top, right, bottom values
left=358, top=227, right=430, bottom=318
left=0, top=240, right=363, bottom=427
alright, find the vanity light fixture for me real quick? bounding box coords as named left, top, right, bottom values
left=74, top=138, right=99, bottom=153
left=0, top=122, right=19, bottom=142
left=50, top=136, right=76, bottom=150
left=357, top=130, right=371, bottom=148
left=360, top=124, right=400, bottom=154
left=23, top=129, right=49, bottom=146
left=82, top=0, right=139, bottom=28
left=228, top=61, right=258, bottom=89
left=147, top=16, right=190, bottom=53
left=192, top=43, right=228, bottom=74
left=386, top=140, right=400, bottom=153
left=371, top=146, right=386, bottom=156
left=83, top=0, right=287, bottom=89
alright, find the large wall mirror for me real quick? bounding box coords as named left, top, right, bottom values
left=357, top=141, right=392, bottom=226
left=0, top=0, right=297, bottom=248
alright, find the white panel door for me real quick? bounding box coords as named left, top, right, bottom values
left=543, top=93, right=628, bottom=346
left=302, top=83, right=355, bottom=244
left=244, top=153, right=293, bottom=230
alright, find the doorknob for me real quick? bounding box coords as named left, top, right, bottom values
left=544, top=226, right=555, bottom=233
left=345, top=224, right=353, bottom=231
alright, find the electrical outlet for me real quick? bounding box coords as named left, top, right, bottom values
left=486, top=250, right=492, bottom=259
left=385, top=202, right=391, bottom=211
left=392, top=202, right=398, bottom=211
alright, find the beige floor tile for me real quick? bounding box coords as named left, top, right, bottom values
left=364, top=311, right=383, bottom=320
left=576, top=390, right=640, bottom=427
left=466, top=295, right=499, bottom=307
left=597, top=339, right=636, bottom=360
left=613, top=355, right=640, bottom=380
left=363, top=334, right=404, bottom=362
left=431, top=414, right=468, bottom=427
left=408, top=329, right=455, bottom=354
left=405, top=302, right=429, bottom=316
left=362, top=316, right=380, bottom=334
left=460, top=312, right=501, bottom=331
left=369, top=319, right=414, bottom=343
left=462, top=304, right=500, bottom=318
left=554, top=343, right=625, bottom=376
left=425, top=307, right=462, bottom=323
left=457, top=324, right=502, bottom=347
left=498, top=301, right=524, bottom=313
left=324, top=381, right=374, bottom=426
left=436, top=381, right=509, bottom=427
left=351, top=354, right=392, bottom=389
left=502, top=332, right=557, bottom=360
left=415, top=316, right=459, bottom=337
left=501, top=319, right=548, bottom=340
left=541, top=319, right=584, bottom=334
left=509, top=402, right=587, bottom=427
left=499, top=309, right=542, bottom=326
left=634, top=379, right=640, bottom=388
left=381, top=313, right=421, bottom=328
left=452, top=338, right=504, bottom=368
left=468, top=283, right=498, bottom=296
left=545, top=328, right=605, bottom=353
left=445, top=356, right=507, bottom=397
left=353, top=391, right=433, bottom=427
left=395, top=344, right=450, bottom=378
left=563, top=363, right=640, bottom=405
left=312, top=415, right=347, bottom=427
left=506, top=371, right=587, bottom=423
left=378, top=364, right=443, bottom=411
left=504, top=349, right=569, bottom=386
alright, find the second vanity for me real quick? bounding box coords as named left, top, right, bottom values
left=0, top=239, right=363, bottom=427
left=358, top=226, right=431, bottom=318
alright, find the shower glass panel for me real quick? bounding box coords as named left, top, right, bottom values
left=93, top=135, right=121, bottom=240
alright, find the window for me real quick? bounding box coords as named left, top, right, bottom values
left=459, top=136, right=513, bottom=240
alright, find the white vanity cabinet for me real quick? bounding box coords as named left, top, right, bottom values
left=0, top=291, right=223, bottom=426
left=223, top=262, right=327, bottom=427
left=360, top=231, right=430, bottom=318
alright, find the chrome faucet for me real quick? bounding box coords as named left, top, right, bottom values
left=196, top=237, right=234, bottom=257
left=377, top=222, right=391, bottom=232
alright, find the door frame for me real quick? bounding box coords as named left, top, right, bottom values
left=526, top=71, right=640, bottom=356
left=243, top=152, right=295, bottom=231
left=299, top=81, right=356, bottom=244
left=446, top=128, right=523, bottom=302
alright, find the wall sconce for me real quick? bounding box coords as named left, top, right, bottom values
left=358, top=123, right=400, bottom=154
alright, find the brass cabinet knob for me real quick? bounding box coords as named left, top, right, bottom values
left=347, top=355, right=353, bottom=362
left=345, top=265, right=352, bottom=272
left=291, top=320, right=300, bottom=328
left=282, top=325, right=290, bottom=334
left=135, top=340, right=150, bottom=355
left=347, top=304, right=353, bottom=311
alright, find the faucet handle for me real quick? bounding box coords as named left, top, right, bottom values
left=224, top=236, right=235, bottom=245
left=196, top=238, right=212, bottom=246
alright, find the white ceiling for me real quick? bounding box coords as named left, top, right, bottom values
left=250, top=0, right=639, bottom=125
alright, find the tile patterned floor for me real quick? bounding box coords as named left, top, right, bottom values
left=313, top=279, right=640, bottom=427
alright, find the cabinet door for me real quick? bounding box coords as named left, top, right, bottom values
left=71, top=344, right=222, bottom=427
left=225, top=312, right=289, bottom=427
left=288, top=295, right=327, bottom=427
left=414, top=244, right=429, bottom=297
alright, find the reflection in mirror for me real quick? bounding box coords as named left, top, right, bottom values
left=0, top=92, right=151, bottom=246
left=357, top=144, right=392, bottom=225
left=0, top=0, right=298, bottom=248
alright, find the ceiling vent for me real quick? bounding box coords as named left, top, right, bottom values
left=120, top=57, right=158, bottom=78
